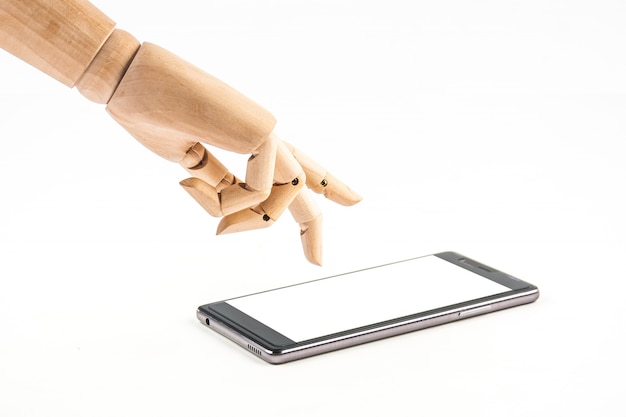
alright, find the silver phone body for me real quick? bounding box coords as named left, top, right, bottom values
left=197, top=252, right=539, bottom=364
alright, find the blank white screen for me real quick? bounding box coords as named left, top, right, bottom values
left=227, top=255, right=509, bottom=342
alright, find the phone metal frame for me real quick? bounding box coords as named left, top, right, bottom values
left=197, top=252, right=540, bottom=364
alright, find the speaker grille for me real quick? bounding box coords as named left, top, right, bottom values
left=247, top=344, right=263, bottom=357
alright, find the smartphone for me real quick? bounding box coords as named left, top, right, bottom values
left=197, top=251, right=539, bottom=364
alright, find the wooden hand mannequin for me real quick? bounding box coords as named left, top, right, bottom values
left=0, top=0, right=361, bottom=265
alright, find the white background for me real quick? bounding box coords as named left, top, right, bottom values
left=1, top=0, right=625, bottom=415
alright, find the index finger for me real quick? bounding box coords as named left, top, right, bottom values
left=283, top=142, right=362, bottom=206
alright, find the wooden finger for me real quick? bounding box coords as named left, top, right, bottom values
left=216, top=209, right=273, bottom=235
left=216, top=139, right=305, bottom=234
left=289, top=189, right=323, bottom=266
left=283, top=142, right=362, bottom=206
left=179, top=177, right=222, bottom=217
left=181, top=143, right=229, bottom=188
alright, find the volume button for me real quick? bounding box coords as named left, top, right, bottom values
left=459, top=305, right=492, bottom=318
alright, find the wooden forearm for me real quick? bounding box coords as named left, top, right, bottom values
left=0, top=0, right=115, bottom=88
left=0, top=0, right=140, bottom=104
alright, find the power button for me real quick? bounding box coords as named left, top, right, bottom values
left=459, top=305, right=492, bottom=318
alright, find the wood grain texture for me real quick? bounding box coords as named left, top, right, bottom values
left=107, top=43, right=277, bottom=162
left=285, top=142, right=362, bottom=206
left=288, top=190, right=323, bottom=265
left=0, top=0, right=115, bottom=87
left=76, top=29, right=140, bottom=104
